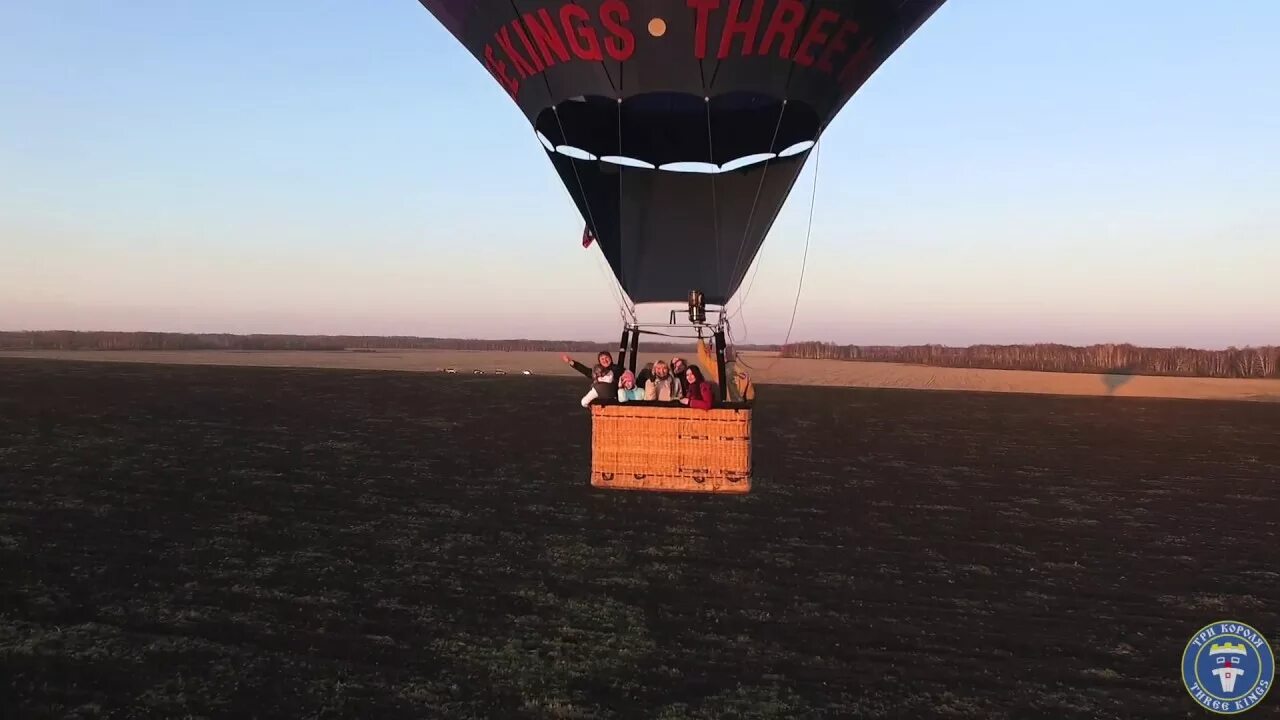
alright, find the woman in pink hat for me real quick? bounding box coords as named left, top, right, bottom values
left=616, top=370, right=645, bottom=402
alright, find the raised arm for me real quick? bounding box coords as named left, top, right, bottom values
left=562, top=354, right=592, bottom=379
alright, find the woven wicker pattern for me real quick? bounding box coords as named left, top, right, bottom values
left=590, top=404, right=752, bottom=494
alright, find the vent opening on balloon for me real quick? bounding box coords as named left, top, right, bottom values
left=535, top=91, right=818, bottom=174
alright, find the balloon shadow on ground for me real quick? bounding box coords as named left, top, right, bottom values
left=1101, top=364, right=1142, bottom=395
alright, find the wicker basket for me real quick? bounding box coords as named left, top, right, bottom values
left=590, top=403, right=752, bottom=494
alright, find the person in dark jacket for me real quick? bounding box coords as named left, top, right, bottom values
left=634, top=362, right=654, bottom=389
left=670, top=357, right=690, bottom=395
left=679, top=366, right=714, bottom=410
left=562, top=351, right=618, bottom=407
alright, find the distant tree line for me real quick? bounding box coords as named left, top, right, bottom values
left=7, top=332, right=1274, bottom=379
left=0, top=331, right=775, bottom=356
left=780, top=342, right=1280, bottom=379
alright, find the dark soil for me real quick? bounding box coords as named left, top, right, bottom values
left=1, top=358, right=1276, bottom=719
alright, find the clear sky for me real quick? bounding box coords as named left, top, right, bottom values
left=1, top=1, right=1276, bottom=348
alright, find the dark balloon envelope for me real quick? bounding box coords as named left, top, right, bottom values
left=417, top=0, right=946, bottom=305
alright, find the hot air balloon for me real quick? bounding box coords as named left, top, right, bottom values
left=415, top=0, right=945, bottom=493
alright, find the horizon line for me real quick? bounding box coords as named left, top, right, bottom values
left=2, top=329, right=1275, bottom=353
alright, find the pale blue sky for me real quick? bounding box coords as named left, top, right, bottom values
left=1, top=1, right=1276, bottom=347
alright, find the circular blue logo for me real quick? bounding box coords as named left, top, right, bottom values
left=1182, top=621, right=1274, bottom=714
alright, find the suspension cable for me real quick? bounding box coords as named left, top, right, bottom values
left=704, top=97, right=724, bottom=301
left=507, top=0, right=634, bottom=323
left=782, top=138, right=820, bottom=345
left=725, top=100, right=789, bottom=292
left=616, top=95, right=635, bottom=322
left=725, top=0, right=813, bottom=324
left=742, top=136, right=822, bottom=375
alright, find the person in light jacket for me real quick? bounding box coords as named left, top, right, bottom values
left=644, top=360, right=682, bottom=402
left=617, top=370, right=645, bottom=402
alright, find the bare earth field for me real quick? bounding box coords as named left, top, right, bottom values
left=1, top=358, right=1278, bottom=719
left=3, top=349, right=1279, bottom=403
